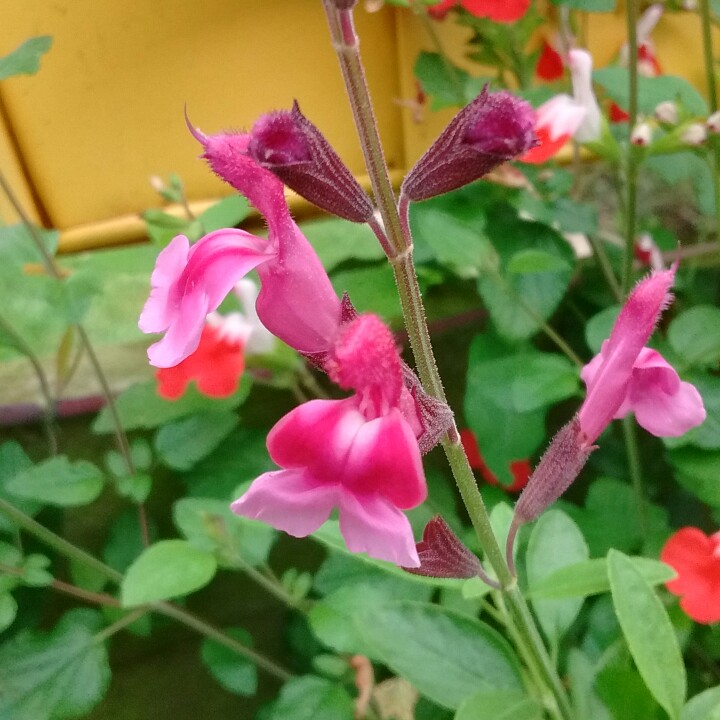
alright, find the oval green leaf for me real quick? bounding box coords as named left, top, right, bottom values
left=201, top=627, right=257, bottom=696
left=455, top=689, right=543, bottom=720
left=608, top=550, right=686, bottom=720
left=121, top=539, right=217, bottom=607
left=358, top=601, right=522, bottom=709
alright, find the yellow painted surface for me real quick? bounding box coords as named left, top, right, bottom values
left=0, top=1, right=718, bottom=249
left=0, top=0, right=404, bottom=233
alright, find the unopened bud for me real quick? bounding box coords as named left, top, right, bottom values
left=681, top=122, right=707, bottom=146
left=249, top=102, right=374, bottom=223
left=631, top=122, right=653, bottom=146
left=401, top=87, right=537, bottom=203
left=403, top=515, right=483, bottom=579
left=513, top=417, right=594, bottom=526
left=707, top=111, right=720, bottom=134
left=654, top=101, right=678, bottom=125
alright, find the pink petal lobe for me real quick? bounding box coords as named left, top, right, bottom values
left=140, top=229, right=271, bottom=368
left=267, top=398, right=363, bottom=480
left=231, top=470, right=338, bottom=538
left=139, top=235, right=191, bottom=334
left=344, top=408, right=426, bottom=509
left=338, top=489, right=420, bottom=567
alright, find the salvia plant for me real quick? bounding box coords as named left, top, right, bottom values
left=0, top=0, right=719, bottom=718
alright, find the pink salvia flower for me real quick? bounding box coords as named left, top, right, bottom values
left=139, top=123, right=341, bottom=367
left=511, top=266, right=705, bottom=533
left=578, top=265, right=705, bottom=444
left=232, top=314, right=426, bottom=567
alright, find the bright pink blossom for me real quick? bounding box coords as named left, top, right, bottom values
left=578, top=267, right=705, bottom=444
left=427, top=0, right=530, bottom=23
left=139, top=126, right=341, bottom=368
left=661, top=528, right=720, bottom=624
left=232, top=315, right=426, bottom=566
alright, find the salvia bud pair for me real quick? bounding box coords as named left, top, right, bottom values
left=249, top=90, right=536, bottom=222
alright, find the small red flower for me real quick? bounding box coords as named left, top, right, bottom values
left=460, top=429, right=530, bottom=492
left=536, top=40, right=564, bottom=82
left=660, top=528, right=720, bottom=624
left=609, top=102, right=630, bottom=124
left=156, top=322, right=245, bottom=400
left=428, top=0, right=530, bottom=23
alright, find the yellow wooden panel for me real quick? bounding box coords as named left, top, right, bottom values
left=0, top=1, right=404, bottom=230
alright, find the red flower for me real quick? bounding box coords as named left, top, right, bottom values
left=156, top=321, right=245, bottom=400
left=428, top=0, right=530, bottom=23
left=536, top=40, right=564, bottom=82
left=609, top=102, right=630, bottom=123
left=460, top=429, right=530, bottom=493
left=660, top=528, right=720, bottom=624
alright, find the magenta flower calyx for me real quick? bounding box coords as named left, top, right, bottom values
left=401, top=87, right=537, bottom=202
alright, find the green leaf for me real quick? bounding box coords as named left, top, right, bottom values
left=301, top=217, right=384, bottom=271
left=114, top=473, right=152, bottom=504
left=0, top=36, right=53, bottom=80
left=198, top=195, right=250, bottom=233
left=668, top=306, right=720, bottom=368
left=309, top=556, right=433, bottom=657
left=608, top=550, right=686, bottom=720
left=267, top=676, right=354, bottom=720
left=477, top=205, right=574, bottom=341
left=464, top=333, right=578, bottom=482
left=550, top=0, right=615, bottom=10
left=93, top=378, right=250, bottom=433
left=681, top=686, right=720, bottom=720
left=121, top=540, right=217, bottom=606
left=414, top=51, right=488, bottom=110
left=154, top=410, right=238, bottom=471
left=527, top=511, right=589, bottom=646
left=103, top=509, right=155, bottom=574
left=668, top=448, right=720, bottom=507
left=331, top=264, right=400, bottom=319
left=201, top=627, right=257, bottom=696
left=646, top=153, right=715, bottom=216
left=527, top=556, right=675, bottom=599
left=584, top=305, right=620, bottom=354
left=506, top=249, right=571, bottom=275
left=0, top=442, right=40, bottom=532
left=21, top=554, right=53, bottom=587
left=173, top=497, right=276, bottom=567
left=409, top=196, right=492, bottom=275
left=593, top=69, right=708, bottom=116
left=359, top=602, right=522, bottom=709
left=0, top=592, right=18, bottom=632
left=455, top=689, right=543, bottom=720
left=58, top=271, right=102, bottom=324
left=0, top=609, right=110, bottom=720
left=567, top=649, right=612, bottom=720
left=5, top=456, right=104, bottom=507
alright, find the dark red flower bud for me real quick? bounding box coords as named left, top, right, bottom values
left=401, top=87, right=537, bottom=202
left=513, top=417, right=595, bottom=526
left=403, top=516, right=482, bottom=579
left=249, top=101, right=374, bottom=223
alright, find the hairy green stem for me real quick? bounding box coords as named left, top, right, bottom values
left=621, top=0, right=639, bottom=296
left=699, top=0, right=720, bottom=253
left=0, top=310, right=58, bottom=455
left=322, top=4, right=573, bottom=718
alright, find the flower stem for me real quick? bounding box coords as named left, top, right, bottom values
left=699, top=0, right=720, bottom=254
left=0, top=168, right=150, bottom=546
left=0, top=310, right=58, bottom=455
left=93, top=608, right=149, bottom=643
left=621, top=0, right=639, bottom=296
left=622, top=415, right=647, bottom=537
left=322, top=5, right=573, bottom=718
left=156, top=602, right=293, bottom=681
